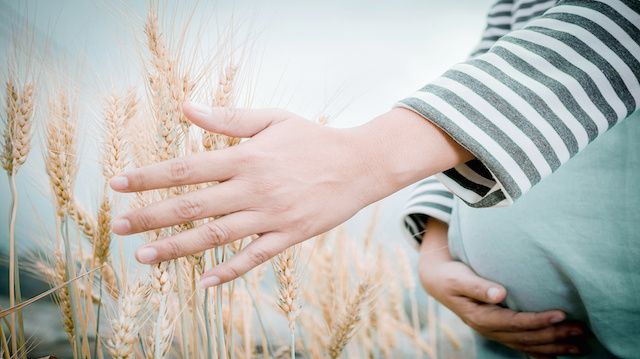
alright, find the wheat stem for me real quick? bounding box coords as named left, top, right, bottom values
left=61, top=216, right=83, bottom=359
left=241, top=277, right=274, bottom=358
left=0, top=311, right=10, bottom=359
left=173, top=260, right=189, bottom=359
left=154, top=296, right=167, bottom=359
left=428, top=297, right=438, bottom=359
left=204, top=288, right=214, bottom=359
left=94, top=275, right=103, bottom=359
left=7, top=173, right=18, bottom=357
left=214, top=248, right=227, bottom=359
left=228, top=279, right=236, bottom=359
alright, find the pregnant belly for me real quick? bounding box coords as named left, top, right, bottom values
left=445, top=113, right=640, bottom=357
left=448, top=198, right=640, bottom=358
left=449, top=205, right=589, bottom=318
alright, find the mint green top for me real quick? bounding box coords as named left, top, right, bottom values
left=447, top=111, right=640, bottom=358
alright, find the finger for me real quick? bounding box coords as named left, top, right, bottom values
left=134, top=211, right=268, bottom=264
left=469, top=305, right=566, bottom=332
left=110, top=152, right=237, bottom=193
left=452, top=265, right=507, bottom=304
left=112, top=181, right=249, bottom=235
left=200, top=232, right=291, bottom=286
left=490, top=323, right=585, bottom=346
left=183, top=101, right=289, bottom=138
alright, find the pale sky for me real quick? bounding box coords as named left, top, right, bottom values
left=0, top=0, right=493, bottom=256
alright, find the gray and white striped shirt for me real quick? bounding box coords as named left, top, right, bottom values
left=399, top=0, right=640, bottom=245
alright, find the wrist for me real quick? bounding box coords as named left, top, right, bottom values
left=421, top=218, right=450, bottom=251
left=349, top=107, right=472, bottom=201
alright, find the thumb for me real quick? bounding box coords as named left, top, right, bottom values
left=183, top=101, right=287, bottom=138
left=454, top=265, right=507, bottom=304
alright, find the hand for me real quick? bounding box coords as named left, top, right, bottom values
left=418, top=219, right=588, bottom=357
left=110, top=103, right=472, bottom=286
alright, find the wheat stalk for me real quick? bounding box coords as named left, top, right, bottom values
left=35, top=261, right=101, bottom=305
left=2, top=77, right=33, bottom=359
left=273, top=246, right=300, bottom=359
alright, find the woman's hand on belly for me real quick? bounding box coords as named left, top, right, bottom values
left=418, top=219, right=588, bottom=357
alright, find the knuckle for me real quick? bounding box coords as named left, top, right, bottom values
left=515, top=334, right=535, bottom=345
left=552, top=325, right=568, bottom=339
left=464, top=313, right=481, bottom=330
left=129, top=171, right=145, bottom=189
left=166, top=239, right=182, bottom=259
left=136, top=210, right=154, bottom=230
left=169, top=159, right=191, bottom=182
left=511, top=313, right=531, bottom=330
left=175, top=197, right=203, bottom=220
left=470, top=283, right=485, bottom=299
left=225, top=263, right=243, bottom=280
left=201, top=222, right=231, bottom=246
left=246, top=247, right=270, bottom=267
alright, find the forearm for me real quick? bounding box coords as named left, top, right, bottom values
left=350, top=107, right=473, bottom=202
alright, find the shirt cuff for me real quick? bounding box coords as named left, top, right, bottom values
left=399, top=177, right=454, bottom=249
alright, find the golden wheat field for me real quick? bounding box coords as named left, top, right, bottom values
left=0, top=1, right=486, bottom=358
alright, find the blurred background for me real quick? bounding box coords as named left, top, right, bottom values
left=0, top=0, right=493, bottom=357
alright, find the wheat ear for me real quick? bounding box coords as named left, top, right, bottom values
left=2, top=77, right=34, bottom=358
left=53, top=250, right=76, bottom=344
left=273, top=246, right=301, bottom=358
left=46, top=92, right=97, bottom=239
left=145, top=10, right=182, bottom=162
left=2, top=79, right=34, bottom=174
left=203, top=63, right=238, bottom=151
left=107, top=281, right=148, bottom=359
left=328, top=277, right=377, bottom=359
left=102, top=93, right=132, bottom=180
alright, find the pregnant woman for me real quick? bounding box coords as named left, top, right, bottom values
left=109, top=1, right=640, bottom=357
left=407, top=110, right=640, bottom=358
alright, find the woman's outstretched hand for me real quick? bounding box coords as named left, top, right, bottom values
left=419, top=219, right=588, bottom=357
left=110, top=102, right=472, bottom=286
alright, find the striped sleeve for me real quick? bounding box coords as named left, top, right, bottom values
left=397, top=0, right=640, bottom=208
left=469, top=0, right=515, bottom=57
left=400, top=176, right=455, bottom=247
left=399, top=1, right=516, bottom=247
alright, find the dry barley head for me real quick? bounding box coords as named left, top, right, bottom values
left=107, top=281, right=148, bottom=359
left=328, top=277, right=378, bottom=359
left=273, top=246, right=301, bottom=331
left=2, top=79, right=34, bottom=175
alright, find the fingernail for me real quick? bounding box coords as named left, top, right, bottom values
left=569, top=329, right=583, bottom=336
left=200, top=275, right=221, bottom=288
left=111, top=218, right=131, bottom=234
left=487, top=287, right=500, bottom=301
left=187, top=101, right=211, bottom=116
left=550, top=313, right=565, bottom=324
left=569, top=347, right=580, bottom=354
left=110, top=175, right=128, bottom=190
left=136, top=246, right=158, bottom=264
